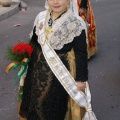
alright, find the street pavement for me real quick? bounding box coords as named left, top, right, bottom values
left=0, top=0, right=120, bottom=119
left=0, top=1, right=28, bottom=21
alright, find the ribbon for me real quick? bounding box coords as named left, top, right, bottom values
left=6, top=58, right=29, bottom=83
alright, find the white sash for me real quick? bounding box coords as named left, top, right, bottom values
left=37, top=11, right=97, bottom=120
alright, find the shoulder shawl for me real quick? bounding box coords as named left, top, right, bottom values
left=30, top=9, right=88, bottom=50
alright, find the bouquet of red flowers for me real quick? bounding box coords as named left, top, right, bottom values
left=6, top=42, right=33, bottom=62
left=6, top=42, right=33, bottom=80
left=5, top=42, right=33, bottom=101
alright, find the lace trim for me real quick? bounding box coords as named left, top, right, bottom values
left=49, top=15, right=84, bottom=50
left=29, top=11, right=47, bottom=38
left=30, top=10, right=86, bottom=50
left=35, top=19, right=40, bottom=37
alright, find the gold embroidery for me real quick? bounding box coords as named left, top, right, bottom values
left=45, top=27, right=53, bottom=34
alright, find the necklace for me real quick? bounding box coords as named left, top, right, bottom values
left=44, top=9, right=67, bottom=42
left=45, top=10, right=54, bottom=41
left=48, top=10, right=67, bottom=28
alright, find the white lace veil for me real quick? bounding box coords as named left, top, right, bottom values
left=44, top=0, right=79, bottom=15
left=44, top=0, right=88, bottom=43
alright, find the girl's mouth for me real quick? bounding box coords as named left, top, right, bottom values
left=53, top=6, right=61, bottom=8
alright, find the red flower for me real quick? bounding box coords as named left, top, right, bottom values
left=12, top=43, right=33, bottom=57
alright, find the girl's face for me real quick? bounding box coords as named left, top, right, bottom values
left=48, top=0, right=70, bottom=14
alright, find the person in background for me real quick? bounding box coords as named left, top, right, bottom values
left=78, top=0, right=97, bottom=59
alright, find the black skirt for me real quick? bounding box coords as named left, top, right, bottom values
left=19, top=46, right=70, bottom=120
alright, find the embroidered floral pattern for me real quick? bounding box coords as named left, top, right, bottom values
left=20, top=47, right=70, bottom=120
left=32, top=10, right=85, bottom=50
left=49, top=15, right=84, bottom=50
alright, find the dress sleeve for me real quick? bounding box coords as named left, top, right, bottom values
left=30, top=26, right=39, bottom=48
left=80, top=0, right=88, bottom=10
left=72, top=30, right=88, bottom=82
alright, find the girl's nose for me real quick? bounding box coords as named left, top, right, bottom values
left=53, top=0, right=58, bottom=4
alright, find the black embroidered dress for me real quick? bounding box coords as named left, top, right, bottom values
left=19, top=11, right=88, bottom=120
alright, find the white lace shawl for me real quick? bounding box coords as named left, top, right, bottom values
left=30, top=9, right=87, bottom=50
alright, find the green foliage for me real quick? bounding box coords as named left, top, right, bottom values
left=6, top=45, right=28, bottom=63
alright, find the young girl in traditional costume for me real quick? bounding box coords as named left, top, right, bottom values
left=19, top=0, right=97, bottom=119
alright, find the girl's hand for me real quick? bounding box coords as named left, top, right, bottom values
left=76, top=82, right=86, bottom=91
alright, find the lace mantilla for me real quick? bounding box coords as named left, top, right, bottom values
left=30, top=10, right=86, bottom=50
left=49, top=15, right=84, bottom=50
left=30, top=11, right=46, bottom=39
